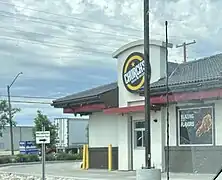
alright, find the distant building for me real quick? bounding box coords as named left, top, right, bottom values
left=0, top=126, right=34, bottom=151
left=54, top=118, right=88, bottom=153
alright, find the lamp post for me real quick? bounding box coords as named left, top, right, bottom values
left=144, top=0, right=151, bottom=169
left=7, top=72, right=23, bottom=155
left=135, top=0, right=161, bottom=179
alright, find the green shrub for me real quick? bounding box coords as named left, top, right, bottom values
left=72, top=153, right=82, bottom=160
left=15, top=154, right=39, bottom=163
left=0, top=155, right=12, bottom=164
left=27, top=154, right=39, bottom=162
left=56, top=152, right=67, bottom=160
left=0, top=152, right=82, bottom=164
left=56, top=152, right=82, bottom=161
left=45, top=154, right=56, bottom=161
left=15, top=154, right=27, bottom=162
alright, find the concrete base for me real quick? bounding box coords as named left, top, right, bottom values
left=136, top=168, right=161, bottom=180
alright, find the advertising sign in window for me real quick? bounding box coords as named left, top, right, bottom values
left=178, top=105, right=213, bottom=146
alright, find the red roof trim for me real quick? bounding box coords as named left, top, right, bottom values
left=63, top=104, right=106, bottom=113
left=167, top=88, right=222, bottom=102
left=103, top=105, right=145, bottom=114
left=104, top=88, right=222, bottom=114
left=103, top=105, right=162, bottom=114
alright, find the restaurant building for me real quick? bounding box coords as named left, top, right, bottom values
left=52, top=39, right=222, bottom=174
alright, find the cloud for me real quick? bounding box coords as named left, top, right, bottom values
left=0, top=0, right=222, bottom=124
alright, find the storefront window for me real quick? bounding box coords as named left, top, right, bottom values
left=134, top=121, right=145, bottom=148
left=177, top=105, right=214, bottom=146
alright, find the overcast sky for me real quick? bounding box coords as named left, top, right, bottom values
left=0, top=0, right=221, bottom=125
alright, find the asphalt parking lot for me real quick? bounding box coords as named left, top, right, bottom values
left=0, top=162, right=221, bottom=180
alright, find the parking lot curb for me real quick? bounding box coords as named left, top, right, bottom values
left=0, top=160, right=82, bottom=167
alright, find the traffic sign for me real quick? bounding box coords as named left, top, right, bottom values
left=36, top=131, right=50, bottom=144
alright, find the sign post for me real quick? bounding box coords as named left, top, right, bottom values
left=42, top=126, right=45, bottom=180
left=36, top=127, right=50, bottom=180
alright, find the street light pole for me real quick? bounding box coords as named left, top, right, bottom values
left=136, top=0, right=161, bottom=179
left=7, top=72, right=23, bottom=156
left=144, top=0, right=151, bottom=169
left=7, top=85, right=14, bottom=155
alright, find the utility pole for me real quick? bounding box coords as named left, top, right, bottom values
left=165, top=21, right=170, bottom=180
left=136, top=0, right=161, bottom=179
left=176, top=40, right=196, bottom=63
left=144, top=0, right=151, bottom=169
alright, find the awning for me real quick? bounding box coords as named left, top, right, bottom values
left=104, top=88, right=222, bottom=114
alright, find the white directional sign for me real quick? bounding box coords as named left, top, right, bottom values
left=36, top=131, right=50, bottom=144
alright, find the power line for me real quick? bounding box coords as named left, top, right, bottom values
left=0, top=10, right=195, bottom=54
left=0, top=35, right=197, bottom=65
left=0, top=30, right=200, bottom=61
left=10, top=100, right=51, bottom=104
left=0, top=10, right=141, bottom=40
left=0, top=22, right=186, bottom=51
left=0, top=9, right=208, bottom=64
left=0, top=29, right=190, bottom=58
left=0, top=10, right=187, bottom=40
left=1, top=0, right=189, bottom=27
left=0, top=0, right=143, bottom=33
left=0, top=36, right=113, bottom=56
left=0, top=1, right=201, bottom=43
left=0, top=98, right=52, bottom=104
left=0, top=25, right=126, bottom=50
left=0, top=94, right=56, bottom=100
left=0, top=31, right=193, bottom=59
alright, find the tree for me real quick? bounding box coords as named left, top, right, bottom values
left=0, top=100, right=21, bottom=137
left=33, top=110, right=57, bottom=149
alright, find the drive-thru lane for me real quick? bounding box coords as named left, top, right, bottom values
left=0, top=162, right=221, bottom=180
left=0, top=162, right=136, bottom=180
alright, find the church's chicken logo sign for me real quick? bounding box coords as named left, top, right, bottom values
left=122, top=52, right=145, bottom=93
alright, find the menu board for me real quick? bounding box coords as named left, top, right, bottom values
left=178, top=106, right=213, bottom=145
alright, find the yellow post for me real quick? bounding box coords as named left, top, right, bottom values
left=82, top=144, right=86, bottom=170
left=108, top=144, right=112, bottom=171
left=85, top=144, right=89, bottom=170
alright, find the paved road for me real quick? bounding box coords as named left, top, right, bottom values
left=0, top=162, right=220, bottom=180
left=0, top=162, right=135, bottom=180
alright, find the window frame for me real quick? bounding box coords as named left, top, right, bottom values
left=134, top=120, right=145, bottom=149
left=177, top=104, right=215, bottom=147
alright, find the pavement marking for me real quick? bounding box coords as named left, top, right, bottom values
left=0, top=171, right=110, bottom=180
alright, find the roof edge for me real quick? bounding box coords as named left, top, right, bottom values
left=51, top=95, right=99, bottom=107
left=139, top=79, right=222, bottom=96
left=112, top=39, right=173, bottom=58
left=52, top=85, right=118, bottom=108
left=52, top=82, right=117, bottom=104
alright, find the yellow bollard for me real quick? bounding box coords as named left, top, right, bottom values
left=108, top=144, right=112, bottom=171
left=85, top=144, right=89, bottom=170
left=82, top=145, right=86, bottom=170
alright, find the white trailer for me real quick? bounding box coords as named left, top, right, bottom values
left=54, top=118, right=88, bottom=153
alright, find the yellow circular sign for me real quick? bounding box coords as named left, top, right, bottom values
left=122, top=52, right=145, bottom=93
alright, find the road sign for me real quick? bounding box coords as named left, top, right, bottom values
left=19, top=141, right=39, bottom=154
left=36, top=131, right=50, bottom=144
